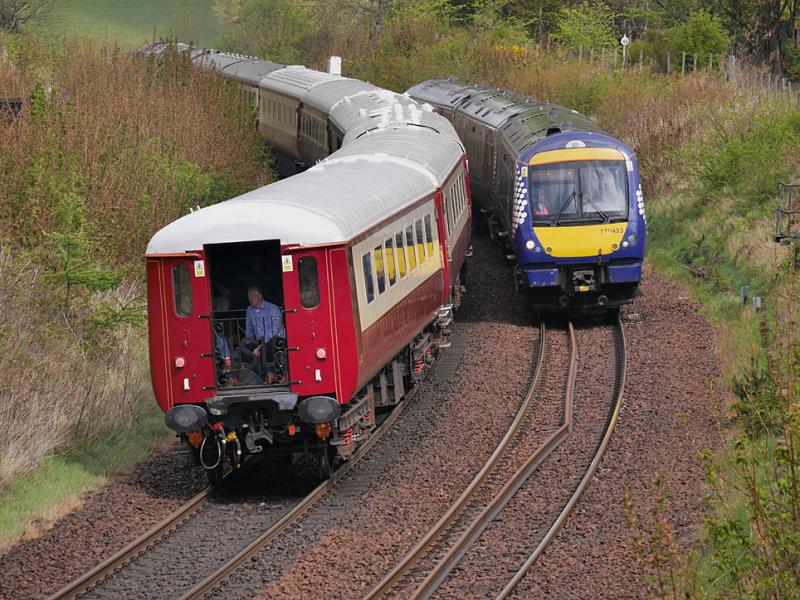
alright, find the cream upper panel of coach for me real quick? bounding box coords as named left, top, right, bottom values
left=146, top=157, right=438, bottom=255
left=322, top=127, right=463, bottom=188
left=301, top=79, right=379, bottom=114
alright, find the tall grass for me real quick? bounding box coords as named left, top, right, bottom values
left=0, top=34, right=270, bottom=485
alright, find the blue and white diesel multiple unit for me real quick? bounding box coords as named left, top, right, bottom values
left=408, top=78, right=646, bottom=311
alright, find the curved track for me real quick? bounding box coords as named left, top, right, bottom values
left=48, top=489, right=211, bottom=600
left=495, top=314, right=626, bottom=599
left=364, top=315, right=626, bottom=600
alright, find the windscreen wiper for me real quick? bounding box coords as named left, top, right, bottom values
left=580, top=193, right=610, bottom=223
left=549, top=190, right=577, bottom=226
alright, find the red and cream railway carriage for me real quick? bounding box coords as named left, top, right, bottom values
left=144, top=53, right=471, bottom=482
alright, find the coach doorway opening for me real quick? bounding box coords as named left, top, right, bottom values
left=204, top=239, right=288, bottom=388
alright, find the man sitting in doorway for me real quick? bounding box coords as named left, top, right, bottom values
left=241, top=286, right=287, bottom=384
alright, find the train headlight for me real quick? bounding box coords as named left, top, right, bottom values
left=627, top=234, right=639, bottom=247
left=622, top=241, right=629, bottom=248
left=299, top=396, right=341, bottom=424
left=525, top=240, right=535, bottom=250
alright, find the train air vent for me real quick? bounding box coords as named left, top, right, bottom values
left=545, top=127, right=560, bottom=136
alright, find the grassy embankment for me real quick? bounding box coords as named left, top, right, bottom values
left=0, top=34, right=270, bottom=547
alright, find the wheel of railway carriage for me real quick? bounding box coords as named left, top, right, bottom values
left=318, top=444, right=336, bottom=481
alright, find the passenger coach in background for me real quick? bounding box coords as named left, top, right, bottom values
left=408, top=78, right=646, bottom=313
left=142, top=45, right=471, bottom=484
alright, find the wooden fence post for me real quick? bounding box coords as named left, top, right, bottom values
left=727, top=55, right=736, bottom=84
left=681, top=52, right=686, bottom=75
left=601, top=46, right=606, bottom=65
left=639, top=49, right=643, bottom=72
left=693, top=53, right=697, bottom=72
left=614, top=47, right=618, bottom=68
left=667, top=52, right=671, bottom=73
left=708, top=53, right=712, bottom=72
left=578, top=45, right=583, bottom=62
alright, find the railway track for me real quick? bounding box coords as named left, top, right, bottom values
left=364, top=314, right=626, bottom=600
left=50, top=385, right=420, bottom=600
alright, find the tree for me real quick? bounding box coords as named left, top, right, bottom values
left=664, top=9, right=729, bottom=67
left=0, top=0, right=55, bottom=33
left=711, top=0, right=800, bottom=73
left=552, top=1, right=617, bottom=50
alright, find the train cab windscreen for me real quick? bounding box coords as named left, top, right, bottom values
left=529, top=160, right=628, bottom=225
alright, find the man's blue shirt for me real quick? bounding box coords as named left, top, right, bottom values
left=245, top=301, right=285, bottom=341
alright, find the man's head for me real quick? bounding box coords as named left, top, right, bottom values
left=247, top=286, right=264, bottom=307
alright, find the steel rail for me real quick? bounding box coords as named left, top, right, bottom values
left=406, top=320, right=577, bottom=600
left=180, top=383, right=421, bottom=600
left=364, top=319, right=551, bottom=600
left=495, top=314, right=626, bottom=600
left=49, top=487, right=211, bottom=600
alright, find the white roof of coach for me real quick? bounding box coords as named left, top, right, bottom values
left=146, top=156, right=439, bottom=253
left=328, top=89, right=421, bottom=135
left=327, top=127, right=462, bottom=186
left=193, top=51, right=248, bottom=72
left=301, top=79, right=379, bottom=114
left=260, top=66, right=342, bottom=97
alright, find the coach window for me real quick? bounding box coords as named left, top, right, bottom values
left=415, top=220, right=425, bottom=264
left=298, top=257, right=320, bottom=309
left=395, top=232, right=407, bottom=278
left=362, top=253, right=375, bottom=303
left=405, top=226, right=417, bottom=271
left=172, top=264, right=192, bottom=317
left=385, top=238, right=397, bottom=286
left=374, top=245, right=386, bottom=294
left=424, top=215, right=434, bottom=257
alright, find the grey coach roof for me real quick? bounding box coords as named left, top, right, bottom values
left=261, top=66, right=343, bottom=96
left=220, top=58, right=285, bottom=85
left=302, top=79, right=379, bottom=114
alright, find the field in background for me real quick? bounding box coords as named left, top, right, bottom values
left=33, top=0, right=223, bottom=47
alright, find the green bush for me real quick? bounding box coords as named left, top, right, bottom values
left=664, top=10, right=728, bottom=69
left=552, top=1, right=616, bottom=51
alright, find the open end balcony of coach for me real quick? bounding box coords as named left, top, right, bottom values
left=204, top=239, right=290, bottom=393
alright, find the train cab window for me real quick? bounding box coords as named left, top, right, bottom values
left=172, top=264, right=192, bottom=317
left=395, top=232, right=407, bottom=278
left=415, top=220, right=425, bottom=263
left=405, top=226, right=417, bottom=271
left=374, top=245, right=386, bottom=294
left=298, top=257, right=320, bottom=308
left=384, top=238, right=397, bottom=286
left=424, top=215, right=434, bottom=256
left=362, top=253, right=375, bottom=303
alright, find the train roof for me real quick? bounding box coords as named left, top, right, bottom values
left=406, top=78, right=487, bottom=110
left=260, top=66, right=343, bottom=97
left=500, top=104, right=602, bottom=154
left=192, top=50, right=250, bottom=72
left=328, top=126, right=463, bottom=186
left=220, top=58, right=285, bottom=85
left=457, top=89, right=538, bottom=128
left=146, top=154, right=440, bottom=253
left=328, top=89, right=421, bottom=135
left=302, top=79, right=379, bottom=114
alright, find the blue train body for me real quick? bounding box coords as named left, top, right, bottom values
left=407, top=78, right=646, bottom=311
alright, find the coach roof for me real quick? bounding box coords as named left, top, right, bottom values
left=146, top=153, right=448, bottom=254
